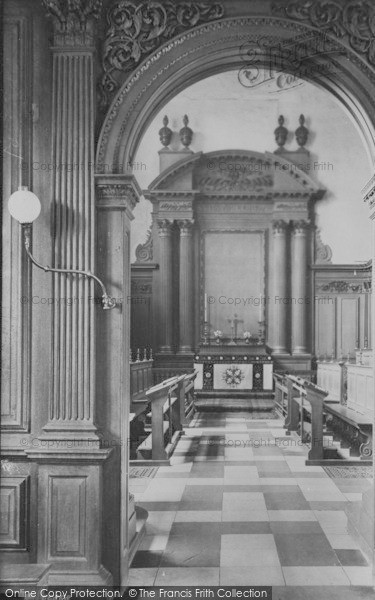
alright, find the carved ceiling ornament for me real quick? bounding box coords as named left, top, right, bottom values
left=135, top=227, right=153, bottom=262
left=272, top=1, right=375, bottom=68
left=100, top=0, right=224, bottom=106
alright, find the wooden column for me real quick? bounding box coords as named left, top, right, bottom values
left=178, top=219, right=194, bottom=353
left=25, top=2, right=113, bottom=586
left=40, top=1, right=99, bottom=442
left=291, top=220, right=308, bottom=354
left=272, top=220, right=288, bottom=353
left=158, top=220, right=174, bottom=353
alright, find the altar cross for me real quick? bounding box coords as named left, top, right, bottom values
left=228, top=313, right=244, bottom=343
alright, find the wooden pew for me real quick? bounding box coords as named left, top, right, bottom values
left=132, top=372, right=197, bottom=465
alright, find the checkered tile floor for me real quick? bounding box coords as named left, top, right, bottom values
left=129, top=411, right=374, bottom=594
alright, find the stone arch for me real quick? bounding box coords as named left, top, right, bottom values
left=96, top=16, right=375, bottom=173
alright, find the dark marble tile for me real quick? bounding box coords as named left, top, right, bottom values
left=274, top=533, right=341, bottom=567
left=220, top=521, right=271, bottom=534
left=270, top=521, right=324, bottom=534
left=189, top=464, right=224, bottom=478
left=169, top=522, right=222, bottom=537
left=252, top=446, right=283, bottom=456
left=179, top=499, right=223, bottom=511
left=182, top=486, right=224, bottom=500
left=131, top=550, right=163, bottom=568
left=264, top=491, right=310, bottom=510
left=335, top=549, right=369, bottom=566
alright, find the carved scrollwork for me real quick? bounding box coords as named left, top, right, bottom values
left=135, top=228, right=153, bottom=262
left=272, top=1, right=375, bottom=68
left=315, top=229, right=332, bottom=264
left=100, top=1, right=224, bottom=106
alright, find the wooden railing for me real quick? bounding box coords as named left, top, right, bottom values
left=130, top=348, right=153, bottom=401
left=130, top=372, right=197, bottom=464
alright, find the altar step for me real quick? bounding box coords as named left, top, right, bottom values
left=195, top=394, right=274, bottom=411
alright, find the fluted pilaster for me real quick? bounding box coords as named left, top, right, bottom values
left=158, top=220, right=174, bottom=353
left=42, top=1, right=103, bottom=440
left=291, top=220, right=309, bottom=354
left=272, top=220, right=288, bottom=353
left=178, top=220, right=194, bottom=353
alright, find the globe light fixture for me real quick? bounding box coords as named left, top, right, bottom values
left=8, top=186, right=116, bottom=310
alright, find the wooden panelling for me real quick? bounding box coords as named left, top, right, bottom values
left=1, top=14, right=32, bottom=432
left=50, top=477, right=86, bottom=558
left=338, top=297, right=359, bottom=354
left=0, top=476, right=29, bottom=549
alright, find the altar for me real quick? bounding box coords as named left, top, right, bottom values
left=194, top=344, right=273, bottom=396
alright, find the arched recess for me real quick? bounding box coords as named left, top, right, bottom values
left=96, top=16, right=375, bottom=172
left=94, top=14, right=375, bottom=584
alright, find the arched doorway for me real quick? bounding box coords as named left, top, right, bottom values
left=95, top=16, right=375, bottom=585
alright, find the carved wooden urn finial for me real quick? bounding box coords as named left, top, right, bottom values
left=159, top=115, right=172, bottom=147
left=295, top=114, right=309, bottom=147
left=179, top=114, right=193, bottom=148
left=274, top=115, right=288, bottom=148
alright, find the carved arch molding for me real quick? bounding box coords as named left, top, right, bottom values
left=95, top=1, right=375, bottom=174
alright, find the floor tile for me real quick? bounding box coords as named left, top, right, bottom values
left=139, top=535, right=169, bottom=551
left=274, top=532, right=341, bottom=566
left=220, top=533, right=280, bottom=567
left=268, top=510, right=317, bottom=521
left=342, top=566, right=374, bottom=586
left=174, top=511, right=222, bottom=522
left=282, top=566, right=350, bottom=585
left=144, top=511, right=176, bottom=534
left=127, top=568, right=157, bottom=586
left=131, top=550, right=163, bottom=568
left=264, top=491, right=310, bottom=510
left=335, top=549, right=369, bottom=566
left=325, top=534, right=361, bottom=549
left=220, top=566, right=285, bottom=585
left=155, top=567, right=220, bottom=585
left=161, top=533, right=221, bottom=567
left=270, top=521, right=324, bottom=534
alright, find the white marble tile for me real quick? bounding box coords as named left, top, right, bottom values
left=325, top=534, right=361, bottom=549
left=127, top=568, right=157, bottom=586
left=342, top=566, right=374, bottom=586
left=187, top=478, right=224, bottom=485
left=224, top=466, right=258, bottom=479
left=220, top=566, right=285, bottom=586
left=139, top=534, right=169, bottom=551
left=221, top=534, right=280, bottom=567
left=145, top=511, right=176, bottom=535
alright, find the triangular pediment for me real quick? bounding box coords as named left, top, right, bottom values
left=147, top=150, right=323, bottom=197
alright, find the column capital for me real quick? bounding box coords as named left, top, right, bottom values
left=43, top=0, right=103, bottom=47
left=272, top=219, right=288, bottom=234
left=95, top=174, right=141, bottom=217
left=292, top=220, right=309, bottom=234
left=157, top=219, right=174, bottom=236
left=177, top=219, right=194, bottom=235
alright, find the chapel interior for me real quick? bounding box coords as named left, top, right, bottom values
left=1, top=0, right=375, bottom=596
